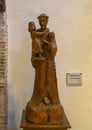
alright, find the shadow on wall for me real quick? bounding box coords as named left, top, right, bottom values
left=8, top=37, right=34, bottom=130
left=9, top=36, right=34, bottom=98
left=7, top=88, right=17, bottom=130
left=9, top=37, right=32, bottom=85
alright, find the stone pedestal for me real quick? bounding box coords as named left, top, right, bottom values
left=20, top=110, right=71, bottom=130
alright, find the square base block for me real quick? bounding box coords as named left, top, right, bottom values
left=20, top=110, right=71, bottom=130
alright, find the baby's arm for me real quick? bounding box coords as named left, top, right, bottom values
left=34, top=29, right=49, bottom=37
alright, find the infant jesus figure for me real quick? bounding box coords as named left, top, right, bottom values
left=28, top=21, right=49, bottom=57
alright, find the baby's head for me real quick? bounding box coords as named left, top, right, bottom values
left=28, top=22, right=36, bottom=32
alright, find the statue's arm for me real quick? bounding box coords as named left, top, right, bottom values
left=50, top=32, right=57, bottom=58
left=34, top=29, right=48, bottom=37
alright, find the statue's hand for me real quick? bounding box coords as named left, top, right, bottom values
left=45, top=28, right=49, bottom=33
left=31, top=57, right=39, bottom=68
left=50, top=32, right=55, bottom=37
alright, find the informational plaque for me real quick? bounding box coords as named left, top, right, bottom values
left=66, top=73, right=82, bottom=86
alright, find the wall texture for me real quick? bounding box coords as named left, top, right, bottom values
left=0, top=12, right=7, bottom=130
left=6, top=0, right=92, bottom=130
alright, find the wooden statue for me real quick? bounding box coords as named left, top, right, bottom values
left=26, top=14, right=64, bottom=124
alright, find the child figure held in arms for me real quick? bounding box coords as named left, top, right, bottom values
left=28, top=21, right=49, bottom=57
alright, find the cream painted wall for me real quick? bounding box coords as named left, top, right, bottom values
left=6, top=0, right=92, bottom=130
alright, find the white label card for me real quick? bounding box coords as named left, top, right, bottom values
left=66, top=73, right=82, bottom=86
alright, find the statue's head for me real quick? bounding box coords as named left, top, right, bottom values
left=38, top=14, right=49, bottom=29
left=28, top=21, right=36, bottom=32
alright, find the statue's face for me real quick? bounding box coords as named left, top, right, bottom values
left=30, top=23, right=36, bottom=30
left=28, top=22, right=36, bottom=32
left=38, top=17, right=48, bottom=29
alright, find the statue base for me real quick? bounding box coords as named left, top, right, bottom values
left=26, top=103, right=64, bottom=124
left=20, top=110, right=71, bottom=130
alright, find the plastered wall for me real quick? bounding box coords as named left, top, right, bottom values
left=6, top=0, right=92, bottom=130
